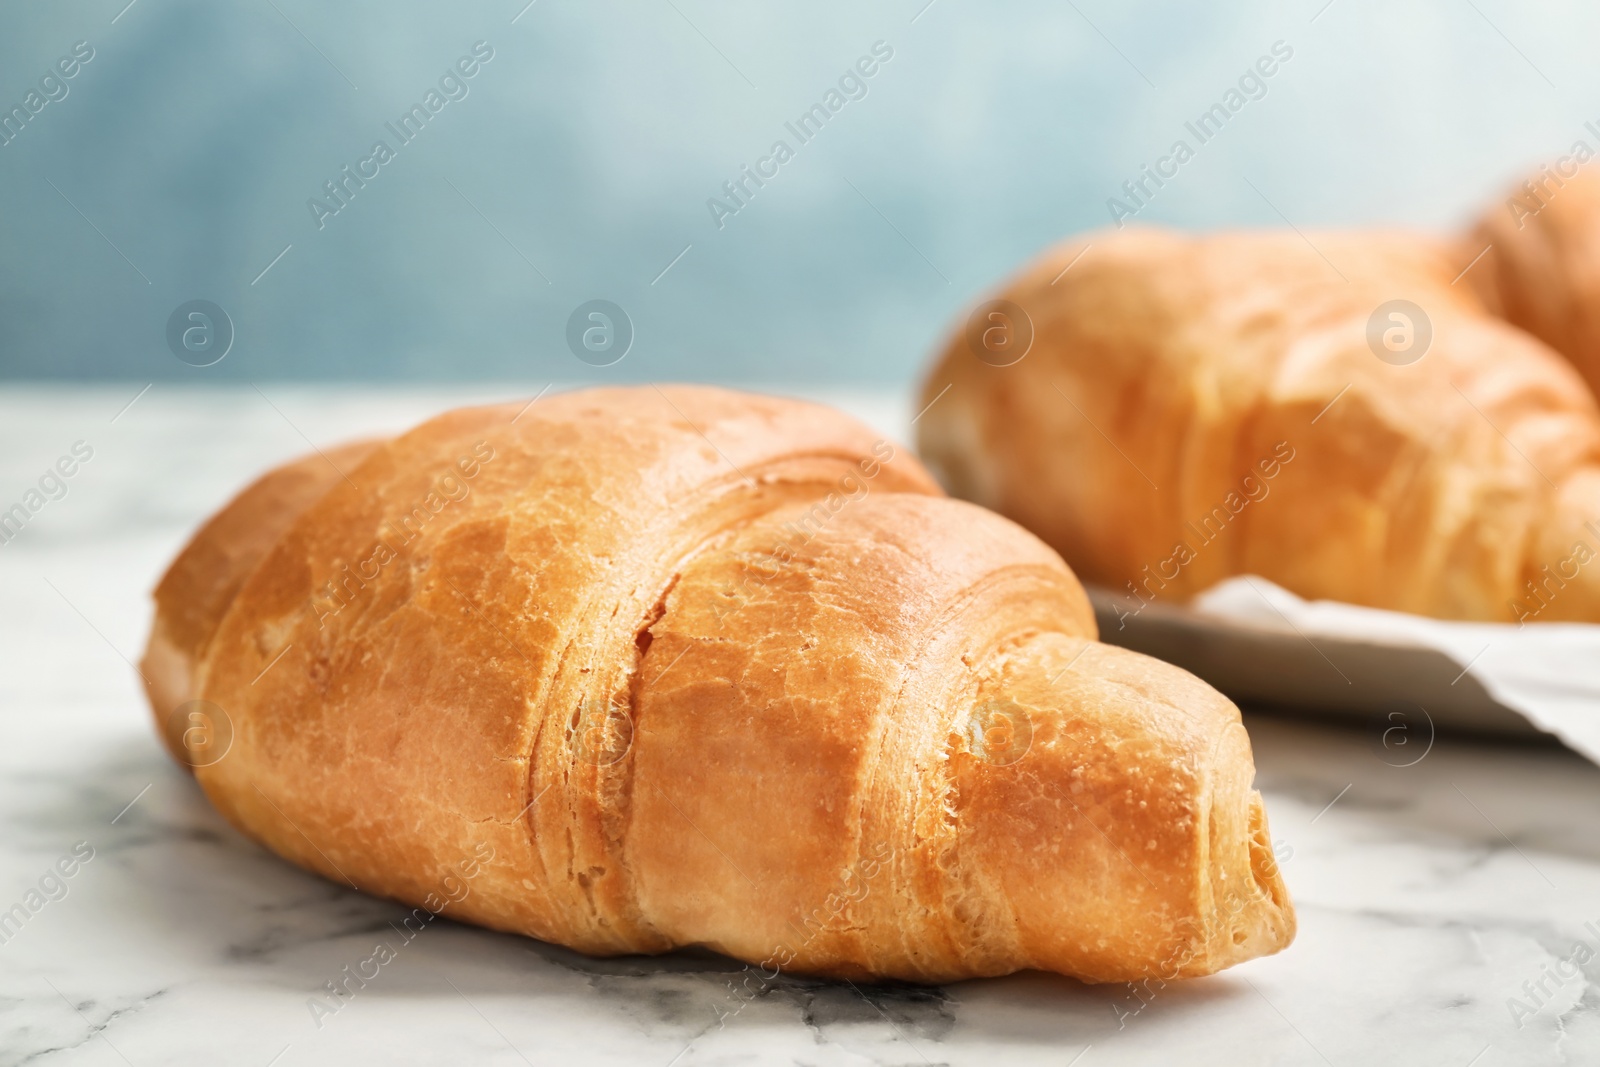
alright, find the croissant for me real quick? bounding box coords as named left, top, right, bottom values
left=1463, top=166, right=1600, bottom=400
left=916, top=228, right=1600, bottom=623
left=141, top=384, right=1293, bottom=983
left=143, top=438, right=377, bottom=765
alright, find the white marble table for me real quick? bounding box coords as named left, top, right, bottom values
left=3, top=385, right=1598, bottom=1066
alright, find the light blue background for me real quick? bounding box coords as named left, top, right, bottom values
left=0, top=0, right=1591, bottom=383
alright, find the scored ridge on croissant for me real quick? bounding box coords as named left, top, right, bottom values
left=142, top=384, right=1293, bottom=983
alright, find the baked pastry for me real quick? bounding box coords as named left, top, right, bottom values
left=917, top=228, right=1600, bottom=623
left=143, top=438, right=377, bottom=764
left=1463, top=166, right=1600, bottom=400
left=141, top=385, right=1293, bottom=983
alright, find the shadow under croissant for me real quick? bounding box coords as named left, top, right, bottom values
left=48, top=739, right=1245, bottom=1035
left=61, top=716, right=1600, bottom=1036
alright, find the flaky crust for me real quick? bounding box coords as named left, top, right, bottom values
left=141, top=438, right=378, bottom=764
left=918, top=228, right=1600, bottom=623
left=145, top=385, right=1292, bottom=983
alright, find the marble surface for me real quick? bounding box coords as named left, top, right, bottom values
left=4, top=385, right=1600, bottom=1066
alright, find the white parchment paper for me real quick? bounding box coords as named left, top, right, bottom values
left=1190, top=576, right=1600, bottom=764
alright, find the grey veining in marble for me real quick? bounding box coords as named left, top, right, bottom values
left=4, top=387, right=1600, bottom=1065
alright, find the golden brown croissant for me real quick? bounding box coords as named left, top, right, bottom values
left=141, top=385, right=1292, bottom=983
left=1463, top=166, right=1600, bottom=400
left=143, top=437, right=378, bottom=765
left=917, top=228, right=1600, bottom=623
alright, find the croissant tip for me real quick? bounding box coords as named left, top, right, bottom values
left=1190, top=789, right=1297, bottom=976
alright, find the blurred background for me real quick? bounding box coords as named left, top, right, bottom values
left=0, top=0, right=1590, bottom=385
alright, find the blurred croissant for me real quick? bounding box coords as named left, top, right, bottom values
left=1464, top=165, right=1600, bottom=401
left=140, top=385, right=1293, bottom=984
left=917, top=228, right=1600, bottom=623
